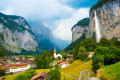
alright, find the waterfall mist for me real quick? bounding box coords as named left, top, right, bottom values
left=94, top=11, right=102, bottom=42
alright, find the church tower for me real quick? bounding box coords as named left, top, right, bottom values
left=54, top=48, right=56, bottom=58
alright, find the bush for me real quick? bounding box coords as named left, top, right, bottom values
left=48, top=66, right=61, bottom=80
left=13, top=69, right=36, bottom=80
left=94, top=46, right=120, bottom=65
left=0, top=69, right=5, bottom=76
left=99, top=38, right=110, bottom=47
left=69, top=59, right=74, bottom=64
left=92, top=54, right=104, bottom=73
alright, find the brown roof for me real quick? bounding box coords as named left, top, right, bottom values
left=59, top=61, right=69, bottom=66
left=0, top=60, right=7, bottom=65
left=0, top=77, right=5, bottom=80
left=30, top=71, right=50, bottom=80
left=57, top=60, right=63, bottom=63
left=10, top=63, right=28, bottom=67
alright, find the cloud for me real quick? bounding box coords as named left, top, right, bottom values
left=53, top=8, right=89, bottom=41
left=0, top=0, right=75, bottom=21
left=0, top=0, right=90, bottom=41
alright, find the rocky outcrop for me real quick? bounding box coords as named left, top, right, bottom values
left=0, top=12, right=39, bottom=53
left=71, top=18, right=93, bottom=42
left=90, top=1, right=120, bottom=40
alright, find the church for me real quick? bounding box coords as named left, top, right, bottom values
left=53, top=48, right=62, bottom=59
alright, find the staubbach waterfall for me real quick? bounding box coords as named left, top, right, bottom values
left=94, top=11, right=101, bottom=42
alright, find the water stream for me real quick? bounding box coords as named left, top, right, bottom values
left=94, top=11, right=102, bottom=42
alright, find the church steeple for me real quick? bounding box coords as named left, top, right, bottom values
left=54, top=48, right=56, bottom=53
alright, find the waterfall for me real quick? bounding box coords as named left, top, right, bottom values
left=94, top=11, right=101, bottom=42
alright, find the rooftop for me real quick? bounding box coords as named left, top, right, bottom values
left=30, top=71, right=50, bottom=80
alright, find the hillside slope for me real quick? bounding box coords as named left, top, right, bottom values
left=60, top=60, right=96, bottom=79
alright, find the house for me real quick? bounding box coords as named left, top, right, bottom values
left=0, top=60, right=7, bottom=69
left=7, top=63, right=30, bottom=73
left=58, top=61, right=70, bottom=68
left=30, top=71, right=50, bottom=80
left=54, top=48, right=62, bottom=59
left=57, top=60, right=70, bottom=68
left=86, top=52, right=94, bottom=57
left=29, top=61, right=36, bottom=69
left=0, top=77, right=5, bottom=80
left=66, top=54, right=73, bottom=61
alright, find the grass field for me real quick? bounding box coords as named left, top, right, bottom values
left=99, top=62, right=120, bottom=80
left=3, top=69, right=50, bottom=80
left=60, top=60, right=96, bottom=80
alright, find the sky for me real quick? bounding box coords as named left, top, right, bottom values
left=0, top=0, right=98, bottom=41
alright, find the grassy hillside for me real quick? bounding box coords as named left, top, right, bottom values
left=99, top=62, right=120, bottom=80
left=60, top=60, right=96, bottom=80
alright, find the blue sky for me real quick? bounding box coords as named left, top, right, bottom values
left=0, top=0, right=98, bottom=41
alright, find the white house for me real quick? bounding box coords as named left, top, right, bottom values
left=9, top=63, right=30, bottom=73
left=54, top=48, right=62, bottom=59
left=57, top=60, right=70, bottom=68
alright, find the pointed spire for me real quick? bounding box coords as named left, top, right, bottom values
left=54, top=47, right=56, bottom=53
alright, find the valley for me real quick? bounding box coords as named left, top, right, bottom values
left=0, top=0, right=120, bottom=80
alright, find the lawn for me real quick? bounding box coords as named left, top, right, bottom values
left=99, top=62, right=120, bottom=80
left=3, top=69, right=50, bottom=80
left=60, top=60, right=96, bottom=80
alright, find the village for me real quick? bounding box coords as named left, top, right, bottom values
left=0, top=47, right=94, bottom=80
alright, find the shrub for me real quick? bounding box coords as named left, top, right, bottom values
left=13, top=69, right=36, bottom=80
left=94, top=46, right=120, bottom=65
left=92, top=54, right=104, bottom=73
left=0, top=69, right=5, bottom=76
left=48, top=66, right=61, bottom=80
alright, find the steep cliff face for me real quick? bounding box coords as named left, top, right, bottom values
left=90, top=1, right=120, bottom=40
left=71, top=18, right=92, bottom=42
left=0, top=12, right=38, bottom=53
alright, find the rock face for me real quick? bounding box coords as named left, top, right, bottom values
left=71, top=18, right=93, bottom=42
left=90, top=1, right=120, bottom=40
left=0, top=12, right=38, bottom=53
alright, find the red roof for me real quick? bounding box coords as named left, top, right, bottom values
left=57, top=60, right=63, bottom=63
left=59, top=61, right=69, bottom=66
left=0, top=60, right=7, bottom=65
left=0, top=77, right=5, bottom=80
left=30, top=71, right=50, bottom=80
left=10, top=63, right=28, bottom=67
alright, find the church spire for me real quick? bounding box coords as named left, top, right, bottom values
left=54, top=47, right=56, bottom=53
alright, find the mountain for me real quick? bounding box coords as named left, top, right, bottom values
left=63, top=18, right=92, bottom=52
left=29, top=21, right=60, bottom=51
left=71, top=18, right=92, bottom=42
left=90, top=1, right=120, bottom=40
left=0, top=12, right=39, bottom=54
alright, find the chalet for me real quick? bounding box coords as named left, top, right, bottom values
left=58, top=61, right=70, bottom=68
left=66, top=54, right=73, bottom=61
left=0, top=77, right=5, bottom=80
left=86, top=52, right=94, bottom=57
left=0, top=60, right=7, bottom=69
left=30, top=71, right=50, bottom=80
left=57, top=60, right=70, bottom=68
left=9, top=63, right=30, bottom=73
